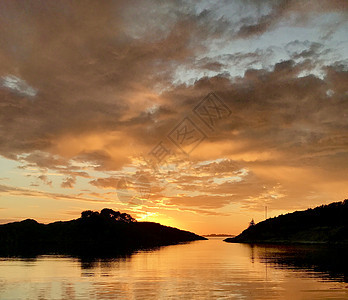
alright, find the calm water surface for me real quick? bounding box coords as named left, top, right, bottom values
left=0, top=238, right=347, bottom=299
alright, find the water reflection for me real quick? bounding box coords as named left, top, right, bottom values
left=0, top=239, right=347, bottom=299
left=245, top=244, right=348, bottom=283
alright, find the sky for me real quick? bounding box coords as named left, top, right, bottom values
left=0, top=0, right=347, bottom=235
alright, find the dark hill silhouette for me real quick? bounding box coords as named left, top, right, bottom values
left=0, top=208, right=206, bottom=256
left=224, top=200, right=348, bottom=244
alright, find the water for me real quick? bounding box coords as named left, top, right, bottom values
left=0, top=238, right=347, bottom=299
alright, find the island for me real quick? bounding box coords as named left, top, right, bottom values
left=224, top=200, right=348, bottom=245
left=0, top=208, right=207, bottom=256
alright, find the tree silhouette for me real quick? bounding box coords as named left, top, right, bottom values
left=80, top=208, right=137, bottom=223
left=100, top=208, right=120, bottom=219
left=81, top=210, right=99, bottom=218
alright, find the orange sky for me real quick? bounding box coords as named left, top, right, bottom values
left=0, top=0, right=347, bottom=235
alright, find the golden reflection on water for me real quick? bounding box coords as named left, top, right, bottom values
left=0, top=238, right=347, bottom=299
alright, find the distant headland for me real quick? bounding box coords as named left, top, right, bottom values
left=224, top=200, right=348, bottom=245
left=0, top=208, right=207, bottom=256
left=203, top=234, right=235, bottom=237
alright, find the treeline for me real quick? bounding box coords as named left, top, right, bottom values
left=80, top=208, right=136, bottom=223
left=225, top=200, right=348, bottom=244
left=0, top=208, right=206, bottom=256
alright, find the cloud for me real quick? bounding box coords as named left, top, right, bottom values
left=90, top=177, right=120, bottom=190
left=0, top=183, right=108, bottom=203
left=234, top=0, right=348, bottom=39
left=235, top=1, right=292, bottom=39
left=0, top=0, right=347, bottom=220
left=0, top=0, right=233, bottom=166
left=0, top=75, right=37, bottom=97
left=38, top=175, right=52, bottom=187
left=61, top=176, right=76, bottom=189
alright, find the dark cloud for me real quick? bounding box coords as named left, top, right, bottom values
left=235, top=0, right=348, bottom=38
left=235, top=0, right=292, bottom=38
left=0, top=0, right=233, bottom=168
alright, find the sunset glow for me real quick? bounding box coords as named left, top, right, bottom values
left=0, top=0, right=347, bottom=236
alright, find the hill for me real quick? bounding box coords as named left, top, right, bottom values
left=224, top=200, right=348, bottom=245
left=0, top=208, right=207, bottom=256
